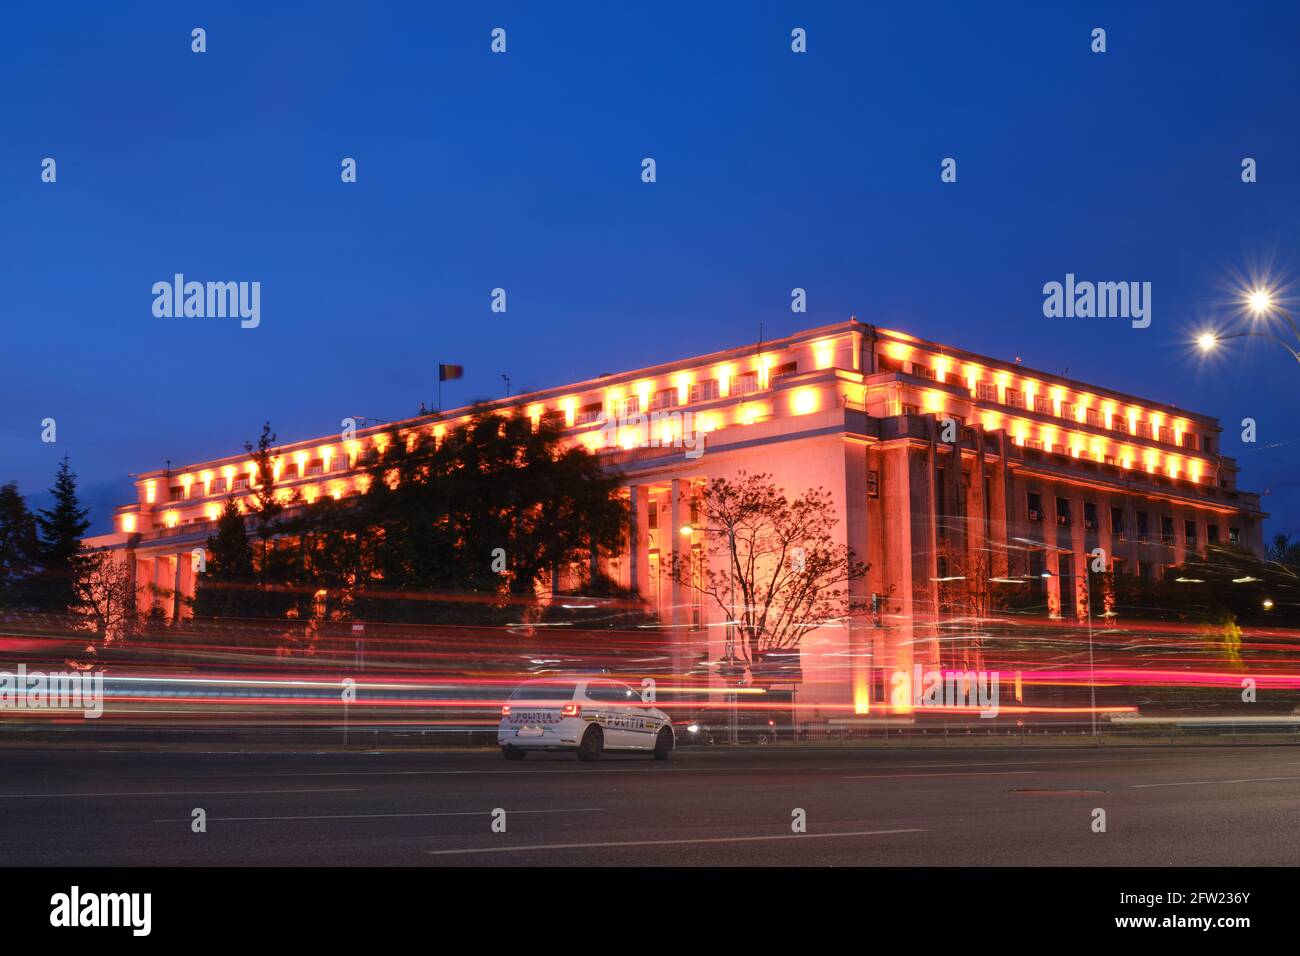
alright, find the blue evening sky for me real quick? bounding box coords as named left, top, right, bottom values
left=1, top=2, right=1297, bottom=536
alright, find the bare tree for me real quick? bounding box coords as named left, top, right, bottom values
left=76, top=550, right=137, bottom=644
left=670, top=472, right=868, bottom=664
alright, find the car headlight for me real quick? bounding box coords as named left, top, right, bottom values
left=687, top=723, right=700, bottom=734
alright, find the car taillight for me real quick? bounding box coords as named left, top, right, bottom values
left=561, top=702, right=581, bottom=718
left=501, top=705, right=511, bottom=717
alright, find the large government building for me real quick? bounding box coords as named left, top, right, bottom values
left=85, top=319, right=1266, bottom=717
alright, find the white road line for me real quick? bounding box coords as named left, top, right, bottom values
left=843, top=770, right=1040, bottom=779
left=0, top=788, right=361, bottom=799
left=1128, top=781, right=1215, bottom=789
left=152, top=807, right=603, bottom=824
left=198, top=759, right=1127, bottom=779
left=1132, top=774, right=1300, bottom=789
left=427, top=828, right=927, bottom=856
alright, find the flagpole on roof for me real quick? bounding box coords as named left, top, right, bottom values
left=437, top=363, right=463, bottom=413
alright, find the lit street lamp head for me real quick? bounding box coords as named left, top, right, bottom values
left=1247, top=287, right=1275, bottom=316
left=1196, top=332, right=1219, bottom=352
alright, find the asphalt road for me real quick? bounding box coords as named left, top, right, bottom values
left=3, top=745, right=1298, bottom=866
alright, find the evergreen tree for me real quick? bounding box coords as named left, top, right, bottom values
left=32, top=458, right=91, bottom=613
left=242, top=423, right=298, bottom=619
left=350, top=410, right=629, bottom=623
left=0, top=482, right=39, bottom=608
left=192, top=498, right=257, bottom=618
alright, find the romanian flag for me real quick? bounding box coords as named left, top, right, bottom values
left=439, top=363, right=464, bottom=382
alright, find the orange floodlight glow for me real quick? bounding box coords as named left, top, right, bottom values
left=793, top=388, right=820, bottom=415
left=714, top=365, right=734, bottom=398
left=852, top=669, right=870, bottom=715
left=120, top=513, right=137, bottom=533
left=890, top=670, right=913, bottom=714
left=813, top=339, right=835, bottom=370
left=673, top=372, right=692, bottom=405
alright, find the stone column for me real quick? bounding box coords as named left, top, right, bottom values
left=669, top=478, right=684, bottom=628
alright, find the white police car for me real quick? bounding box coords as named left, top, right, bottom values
left=499, top=678, right=674, bottom=761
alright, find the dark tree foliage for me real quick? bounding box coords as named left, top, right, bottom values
left=31, top=458, right=91, bottom=613
left=192, top=498, right=258, bottom=619
left=1110, top=544, right=1300, bottom=628
left=240, top=422, right=300, bottom=620
left=0, top=482, right=39, bottom=609
left=1266, top=533, right=1300, bottom=570
left=193, top=412, right=632, bottom=627
left=347, top=410, right=628, bottom=623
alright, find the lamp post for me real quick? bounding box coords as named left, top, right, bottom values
left=681, top=522, right=741, bottom=744
left=1197, top=286, right=1300, bottom=365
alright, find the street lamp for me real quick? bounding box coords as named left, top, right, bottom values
left=1197, top=285, right=1300, bottom=364
left=681, top=522, right=742, bottom=744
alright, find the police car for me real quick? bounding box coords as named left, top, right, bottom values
left=498, top=678, right=674, bottom=761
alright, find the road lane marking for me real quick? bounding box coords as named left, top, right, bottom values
left=152, top=807, right=603, bottom=823
left=843, top=770, right=1040, bottom=780
left=0, top=788, right=361, bottom=799
left=181, top=758, right=1133, bottom=779
left=427, top=828, right=927, bottom=856
left=1131, top=774, right=1300, bottom=789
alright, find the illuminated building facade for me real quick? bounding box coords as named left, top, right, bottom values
left=85, top=319, right=1265, bottom=717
